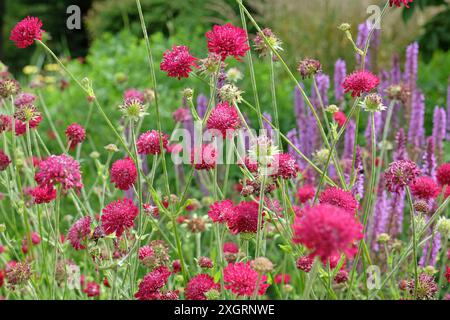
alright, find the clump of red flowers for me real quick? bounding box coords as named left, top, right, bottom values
left=227, top=201, right=262, bottom=236
left=110, top=157, right=137, bottom=191
left=135, top=266, right=171, bottom=300
left=206, top=23, right=250, bottom=61
left=30, top=184, right=57, bottom=204
left=292, top=204, right=363, bottom=262
left=160, top=45, right=197, bottom=79
left=270, top=153, right=298, bottom=179
left=223, top=262, right=269, bottom=297
left=185, top=274, right=220, bottom=300
left=208, top=199, right=235, bottom=224
left=206, top=102, right=241, bottom=138
left=343, top=70, right=380, bottom=97
left=137, top=130, right=168, bottom=155
left=101, top=198, right=138, bottom=237
left=10, top=16, right=44, bottom=48
left=84, top=281, right=100, bottom=298
left=65, top=123, right=86, bottom=149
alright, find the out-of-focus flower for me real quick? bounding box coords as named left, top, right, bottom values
left=185, top=274, right=220, bottom=300
left=297, top=58, right=321, bottom=79
left=410, top=176, right=441, bottom=200
left=319, top=187, right=359, bottom=214
left=384, top=160, right=420, bottom=193
left=389, top=0, right=414, bottom=8
left=437, top=163, right=450, bottom=186
left=359, top=93, right=386, bottom=112
left=65, top=123, right=86, bottom=149
left=0, top=78, right=20, bottom=98
left=0, top=150, right=11, bottom=171
left=190, top=144, right=217, bottom=171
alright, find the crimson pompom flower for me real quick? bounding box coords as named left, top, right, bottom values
left=185, top=274, right=220, bottom=300
left=410, top=176, right=441, bottom=200
left=84, top=281, right=100, bottom=297
left=30, top=184, right=56, bottom=204
left=270, top=153, right=298, bottom=179
left=65, top=123, right=86, bottom=149
left=191, top=144, right=217, bottom=170
left=198, top=256, right=214, bottom=269
left=437, top=163, right=450, bottom=186
left=160, top=45, right=197, bottom=79
left=445, top=267, right=450, bottom=284
left=319, top=187, right=359, bottom=213
left=110, top=157, right=137, bottom=191
left=67, top=216, right=91, bottom=250
left=296, top=185, right=315, bottom=204
left=274, top=274, right=291, bottom=285
left=223, top=262, right=269, bottom=297
left=384, top=159, right=420, bottom=193
left=227, top=201, right=262, bottom=236
left=30, top=232, right=40, bottom=245
left=206, top=23, right=250, bottom=61
left=139, top=246, right=153, bottom=262
left=14, top=93, right=36, bottom=107
left=124, top=88, right=144, bottom=103
left=101, top=198, right=138, bottom=237
left=208, top=199, right=235, bottom=223
left=35, top=154, right=83, bottom=191
left=0, top=150, right=11, bottom=171
left=333, top=111, right=347, bottom=127
left=0, top=270, right=4, bottom=288
left=292, top=204, right=363, bottom=262
left=343, top=70, right=380, bottom=97
left=172, top=108, right=192, bottom=123
left=10, top=16, right=44, bottom=48
left=206, top=102, right=241, bottom=138
left=296, top=256, right=313, bottom=273
left=135, top=266, right=171, bottom=300
left=223, top=242, right=239, bottom=254
left=389, top=0, right=414, bottom=8
left=137, top=130, right=168, bottom=155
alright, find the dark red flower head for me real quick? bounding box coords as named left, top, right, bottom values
left=101, top=198, right=138, bottom=237
left=206, top=102, right=241, bottom=138
left=110, top=157, right=137, bottom=191
left=160, top=45, right=197, bottom=79
left=227, top=201, right=262, bottom=235
left=65, top=123, right=86, bottom=149
left=190, top=144, right=217, bottom=170
left=389, top=0, right=414, bottom=8
left=319, top=187, right=359, bottom=213
left=343, top=70, right=379, bottom=97
left=208, top=199, right=236, bottom=224
left=185, top=274, right=220, bottom=300
left=10, top=16, right=44, bottom=48
left=206, top=23, right=250, bottom=61
left=296, top=184, right=315, bottom=204
left=410, top=176, right=441, bottom=200
left=0, top=150, right=11, bottom=171
left=437, top=163, right=450, bottom=186
left=137, top=130, right=168, bottom=155
left=270, top=153, right=298, bottom=179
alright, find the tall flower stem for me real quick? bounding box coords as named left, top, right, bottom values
left=405, top=187, right=419, bottom=298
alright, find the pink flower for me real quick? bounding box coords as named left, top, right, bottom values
left=333, top=111, right=347, bottom=127
left=319, top=187, right=359, bottom=213
left=437, top=163, right=450, bottom=186
left=84, top=281, right=100, bottom=297
left=384, top=160, right=420, bottom=193
left=65, top=123, right=86, bottom=149
left=296, top=185, right=315, bottom=204
left=172, top=108, right=192, bottom=123
left=206, top=23, right=250, bottom=61
left=296, top=256, right=313, bottom=273
left=206, top=102, right=241, bottom=138
left=124, top=88, right=144, bottom=104
left=190, top=144, right=217, bottom=170
left=10, top=16, right=44, bottom=48
left=14, top=93, right=36, bottom=107
left=135, top=266, right=171, bottom=300
left=410, top=176, right=441, bottom=200
left=31, top=232, right=41, bottom=245
left=389, top=0, right=414, bottom=8
left=343, top=70, right=379, bottom=97
left=137, top=130, right=168, bottom=155
left=224, top=262, right=269, bottom=297
left=198, top=257, right=214, bottom=269
left=185, top=274, right=220, bottom=300
left=292, top=204, right=363, bottom=262
left=274, top=274, right=291, bottom=285
left=208, top=199, right=235, bottom=223
left=270, top=153, right=298, bottom=179
left=0, top=150, right=11, bottom=171
left=67, top=216, right=91, bottom=250
left=30, top=184, right=56, bottom=204
left=227, top=201, right=262, bottom=235
left=101, top=199, right=138, bottom=237
left=35, top=154, right=83, bottom=191
left=223, top=242, right=239, bottom=254
left=160, top=45, right=197, bottom=79
left=110, top=157, right=137, bottom=191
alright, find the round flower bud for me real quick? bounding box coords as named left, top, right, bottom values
left=359, top=93, right=386, bottom=112
left=376, top=233, right=391, bottom=243
left=252, top=257, right=274, bottom=273
left=338, top=23, right=351, bottom=31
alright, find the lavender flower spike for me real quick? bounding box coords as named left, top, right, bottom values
left=334, top=59, right=346, bottom=102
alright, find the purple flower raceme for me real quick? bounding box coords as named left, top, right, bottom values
left=343, top=120, right=355, bottom=159
left=197, top=94, right=208, bottom=119
left=387, top=190, right=406, bottom=237
left=262, top=112, right=273, bottom=139
left=393, top=128, right=408, bottom=161
left=371, top=190, right=389, bottom=250
left=355, top=21, right=380, bottom=69
left=408, top=90, right=425, bottom=151
left=311, top=74, right=330, bottom=108
left=352, top=146, right=365, bottom=201
left=404, top=42, right=419, bottom=94
left=446, top=78, right=450, bottom=139
left=432, top=106, right=446, bottom=157
left=422, top=137, right=437, bottom=180
left=390, top=54, right=402, bottom=85
left=294, top=87, right=317, bottom=161
left=334, top=59, right=346, bottom=102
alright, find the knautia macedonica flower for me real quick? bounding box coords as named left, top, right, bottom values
left=137, top=130, right=168, bottom=155
left=218, top=83, right=243, bottom=105
left=389, top=0, right=414, bottom=8
left=84, top=281, right=100, bottom=298
left=124, top=88, right=145, bottom=104
left=185, top=274, right=220, bottom=300
left=226, top=201, right=262, bottom=237
left=358, top=93, right=386, bottom=112
left=10, top=16, right=44, bottom=48
left=343, top=70, right=379, bottom=97
left=101, top=198, right=138, bottom=237
left=410, top=176, right=441, bottom=200
left=67, top=216, right=91, bottom=250
left=138, top=240, right=170, bottom=270
left=190, top=144, right=217, bottom=170
left=172, top=107, right=191, bottom=123
left=296, top=185, right=315, bottom=204
left=14, top=92, right=36, bottom=107
left=118, top=98, right=148, bottom=121
left=5, top=261, right=31, bottom=287
left=110, top=157, right=137, bottom=191
left=35, top=154, right=83, bottom=191
left=437, top=163, right=450, bottom=186
left=14, top=103, right=41, bottom=124
left=296, top=256, right=314, bottom=273
left=30, top=184, right=56, bottom=204
left=407, top=273, right=438, bottom=300
left=206, top=23, right=250, bottom=61
left=160, top=45, right=197, bottom=79
left=65, top=123, right=86, bottom=149
left=292, top=204, right=363, bottom=262
left=135, top=266, right=171, bottom=300
left=384, top=160, right=420, bottom=193
left=297, top=58, right=321, bottom=79
left=206, top=101, right=241, bottom=138
left=333, top=111, right=347, bottom=127
left=198, top=256, right=214, bottom=269
left=0, top=150, right=11, bottom=171
left=208, top=199, right=236, bottom=224
left=223, top=262, right=269, bottom=297
left=0, top=78, right=20, bottom=98
left=253, top=28, right=283, bottom=58
left=319, top=187, right=359, bottom=214
left=270, top=153, right=298, bottom=180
